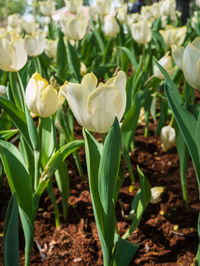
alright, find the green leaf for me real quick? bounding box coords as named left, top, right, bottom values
left=3, top=193, right=19, bottom=266
left=176, top=126, right=189, bottom=206
left=83, top=129, right=110, bottom=265
left=112, top=235, right=138, bottom=266
left=67, top=39, right=81, bottom=82
left=98, top=118, right=121, bottom=254
left=0, top=129, right=18, bottom=141
left=18, top=207, right=34, bottom=266
left=25, top=106, right=39, bottom=151
left=123, top=166, right=151, bottom=239
left=41, top=117, right=56, bottom=167
left=118, top=46, right=138, bottom=70
left=0, top=97, right=32, bottom=152
left=90, top=19, right=105, bottom=54
left=0, top=140, right=33, bottom=220
left=56, top=30, right=68, bottom=82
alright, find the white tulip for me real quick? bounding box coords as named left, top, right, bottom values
left=61, top=71, right=127, bottom=133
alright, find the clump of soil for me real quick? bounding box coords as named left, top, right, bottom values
left=0, top=123, right=199, bottom=266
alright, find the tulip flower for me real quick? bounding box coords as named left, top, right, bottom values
left=39, top=0, right=55, bottom=16
left=25, top=31, right=46, bottom=57
left=161, top=125, right=176, bottom=151
left=150, top=187, right=165, bottom=204
left=131, top=20, right=152, bottom=44
left=65, top=0, right=83, bottom=14
left=7, top=14, right=22, bottom=28
left=196, top=0, right=200, bottom=7
left=153, top=52, right=174, bottom=80
left=61, top=16, right=88, bottom=41
left=117, top=4, right=128, bottom=24
left=0, top=29, right=27, bottom=72
left=22, top=21, right=39, bottom=35
left=93, top=0, right=110, bottom=16
left=159, top=25, right=187, bottom=48
left=104, top=15, right=120, bottom=38
left=25, top=73, right=64, bottom=118
left=45, top=38, right=58, bottom=59
left=172, top=38, right=200, bottom=90
left=160, top=0, right=176, bottom=16
left=60, top=71, right=127, bottom=133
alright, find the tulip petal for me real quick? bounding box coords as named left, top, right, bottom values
left=61, top=82, right=94, bottom=130
left=182, top=43, right=200, bottom=89
left=87, top=85, right=122, bottom=133
left=36, top=86, right=60, bottom=117
left=25, top=78, right=38, bottom=116
left=104, top=71, right=126, bottom=118
left=171, top=45, right=184, bottom=69
left=81, top=72, right=98, bottom=94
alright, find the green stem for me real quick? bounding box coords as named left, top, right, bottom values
left=46, top=180, right=60, bottom=227
left=124, top=149, right=135, bottom=183
left=169, top=114, right=174, bottom=127
left=35, top=57, right=42, bottom=74
left=73, top=151, right=85, bottom=178
left=34, top=118, right=43, bottom=190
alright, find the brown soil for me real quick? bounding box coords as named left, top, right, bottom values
left=0, top=123, right=199, bottom=266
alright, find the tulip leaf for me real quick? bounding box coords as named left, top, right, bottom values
left=25, top=106, right=40, bottom=151
left=0, top=129, right=18, bottom=141
left=3, top=193, right=19, bottom=266
left=0, top=97, right=32, bottom=152
left=41, top=117, right=56, bottom=167
left=112, top=235, right=138, bottom=266
left=90, top=19, right=105, bottom=54
left=154, top=59, right=200, bottom=187
left=123, top=166, right=151, bottom=239
left=175, top=126, right=189, bottom=206
left=118, top=46, right=138, bottom=70
left=98, top=118, right=121, bottom=254
left=18, top=206, right=34, bottom=266
left=66, top=40, right=81, bottom=83
left=0, top=140, right=33, bottom=220
left=83, top=129, right=110, bottom=265
left=56, top=30, right=68, bottom=82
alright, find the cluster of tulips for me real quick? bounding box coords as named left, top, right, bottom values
left=0, top=0, right=200, bottom=265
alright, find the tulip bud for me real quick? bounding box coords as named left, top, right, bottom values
left=80, top=62, right=87, bottom=76
left=39, top=0, right=55, bottom=16
left=25, top=73, right=64, bottom=118
left=131, top=20, right=152, bottom=44
left=25, top=31, right=46, bottom=57
left=60, top=71, right=127, bottom=133
left=104, top=15, right=120, bottom=38
left=150, top=186, right=165, bottom=204
left=172, top=38, right=200, bottom=89
left=0, top=85, right=6, bottom=96
left=161, top=125, right=176, bottom=151
left=153, top=52, right=174, bottom=80
left=0, top=29, right=27, bottom=72
left=61, top=16, right=88, bottom=41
